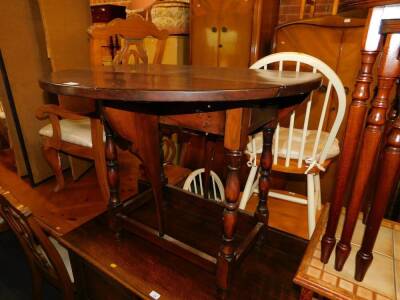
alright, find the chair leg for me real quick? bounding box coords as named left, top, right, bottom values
left=300, top=287, right=314, bottom=300
left=42, top=145, right=64, bottom=192
left=314, top=174, right=321, bottom=211
left=31, top=266, right=44, bottom=300
left=239, top=165, right=258, bottom=210
left=307, top=174, right=316, bottom=239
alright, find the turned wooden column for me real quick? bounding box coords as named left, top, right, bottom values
left=335, top=33, right=400, bottom=270
left=355, top=115, right=400, bottom=281
left=320, top=7, right=381, bottom=263
left=255, top=124, right=276, bottom=227
left=104, top=119, right=121, bottom=209
left=217, top=108, right=249, bottom=299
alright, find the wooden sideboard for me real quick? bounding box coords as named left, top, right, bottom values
left=190, top=0, right=279, bottom=68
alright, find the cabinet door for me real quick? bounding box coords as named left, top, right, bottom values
left=218, top=0, right=255, bottom=68
left=191, top=0, right=221, bottom=66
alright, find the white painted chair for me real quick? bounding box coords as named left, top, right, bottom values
left=183, top=168, right=225, bottom=202
left=240, top=52, right=346, bottom=238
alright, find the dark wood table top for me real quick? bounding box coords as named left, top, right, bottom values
left=39, top=64, right=322, bottom=103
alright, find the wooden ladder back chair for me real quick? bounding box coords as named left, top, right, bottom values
left=240, top=52, right=347, bottom=238
left=0, top=187, right=74, bottom=300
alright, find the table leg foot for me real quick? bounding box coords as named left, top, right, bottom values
left=355, top=251, right=373, bottom=281
left=216, top=149, right=242, bottom=296
left=255, top=124, right=275, bottom=246
left=335, top=241, right=351, bottom=271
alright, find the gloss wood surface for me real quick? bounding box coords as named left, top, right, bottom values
left=39, top=64, right=322, bottom=104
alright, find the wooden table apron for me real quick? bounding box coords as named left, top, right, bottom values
left=39, top=64, right=321, bottom=296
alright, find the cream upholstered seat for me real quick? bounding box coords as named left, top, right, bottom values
left=240, top=52, right=346, bottom=239
left=249, top=128, right=340, bottom=161
left=39, top=118, right=105, bottom=148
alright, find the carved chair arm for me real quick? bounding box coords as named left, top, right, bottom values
left=36, top=105, right=87, bottom=149
left=36, top=104, right=86, bottom=121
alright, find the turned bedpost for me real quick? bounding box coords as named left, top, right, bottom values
left=217, top=108, right=249, bottom=299
left=355, top=115, right=400, bottom=281
left=335, top=32, right=400, bottom=270
left=320, top=7, right=381, bottom=263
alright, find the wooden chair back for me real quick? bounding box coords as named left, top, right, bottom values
left=88, top=14, right=169, bottom=66
left=0, top=187, right=74, bottom=299
left=183, top=168, right=225, bottom=202
left=250, top=52, right=346, bottom=170
left=88, top=14, right=169, bottom=145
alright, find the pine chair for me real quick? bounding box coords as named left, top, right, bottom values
left=37, top=15, right=168, bottom=201
left=183, top=168, right=225, bottom=202
left=0, top=187, right=74, bottom=300
left=240, top=52, right=346, bottom=238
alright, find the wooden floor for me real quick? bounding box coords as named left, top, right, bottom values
left=0, top=149, right=191, bottom=236
left=0, top=147, right=311, bottom=299
left=0, top=148, right=310, bottom=239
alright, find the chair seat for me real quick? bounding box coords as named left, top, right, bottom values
left=39, top=118, right=105, bottom=148
left=248, top=127, right=340, bottom=161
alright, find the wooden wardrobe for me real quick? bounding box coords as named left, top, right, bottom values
left=190, top=0, right=280, bottom=68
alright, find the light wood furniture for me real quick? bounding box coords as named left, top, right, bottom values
left=37, top=15, right=169, bottom=201
left=39, top=64, right=321, bottom=297
left=190, top=0, right=280, bottom=68
left=240, top=52, right=347, bottom=238
left=88, top=14, right=168, bottom=66
left=321, top=2, right=400, bottom=275
left=36, top=107, right=108, bottom=201
left=294, top=204, right=400, bottom=300
left=0, top=0, right=92, bottom=184
left=0, top=187, right=74, bottom=300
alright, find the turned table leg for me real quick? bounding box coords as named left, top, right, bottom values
left=216, top=149, right=242, bottom=299
left=320, top=8, right=381, bottom=263
left=217, top=108, right=250, bottom=299
left=355, top=109, right=400, bottom=281
left=104, top=119, right=121, bottom=209
left=335, top=33, right=400, bottom=270
left=255, top=124, right=275, bottom=227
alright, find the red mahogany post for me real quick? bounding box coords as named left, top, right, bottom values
left=335, top=32, right=400, bottom=270
left=355, top=115, right=400, bottom=281
left=320, top=8, right=380, bottom=263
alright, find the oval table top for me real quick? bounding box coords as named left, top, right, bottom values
left=39, top=64, right=322, bottom=103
